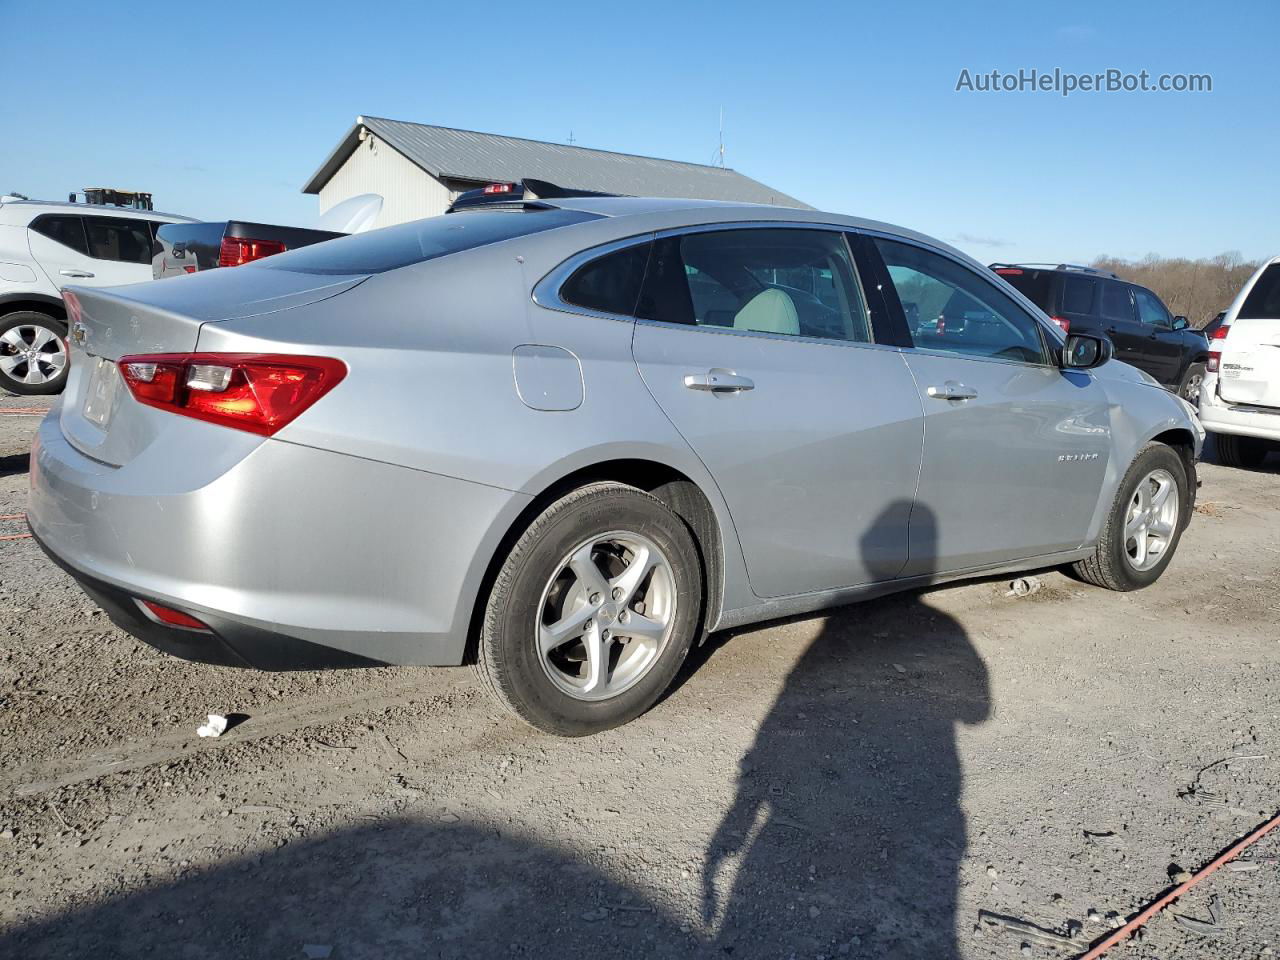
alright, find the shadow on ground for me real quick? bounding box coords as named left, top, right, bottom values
left=0, top=506, right=990, bottom=959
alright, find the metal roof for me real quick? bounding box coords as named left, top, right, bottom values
left=302, top=116, right=809, bottom=209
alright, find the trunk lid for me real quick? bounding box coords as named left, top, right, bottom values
left=59, top=268, right=365, bottom=466
left=1218, top=317, right=1280, bottom=408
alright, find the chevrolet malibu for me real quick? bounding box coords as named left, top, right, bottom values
left=28, top=193, right=1203, bottom=735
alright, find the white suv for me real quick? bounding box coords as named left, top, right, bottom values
left=0, top=198, right=193, bottom=394
left=1199, top=255, right=1280, bottom=468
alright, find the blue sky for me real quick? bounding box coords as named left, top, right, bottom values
left=2, top=0, right=1275, bottom=265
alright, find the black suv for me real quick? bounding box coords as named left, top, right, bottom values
left=990, top=263, right=1209, bottom=403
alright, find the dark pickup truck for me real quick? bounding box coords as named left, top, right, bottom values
left=153, top=220, right=344, bottom=278
left=991, top=263, right=1211, bottom=404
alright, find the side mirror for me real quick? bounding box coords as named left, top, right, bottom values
left=1172, top=315, right=1189, bottom=330
left=1062, top=333, right=1113, bottom=370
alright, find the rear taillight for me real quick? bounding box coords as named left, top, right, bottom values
left=118, top=353, right=346, bottom=435
left=138, top=599, right=210, bottom=632
left=218, top=237, right=288, bottom=267
left=1207, top=323, right=1230, bottom=373
left=937, top=316, right=947, bottom=335
left=1050, top=315, right=1071, bottom=333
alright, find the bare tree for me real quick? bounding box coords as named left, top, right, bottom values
left=1091, top=252, right=1261, bottom=328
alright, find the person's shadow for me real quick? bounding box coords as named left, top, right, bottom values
left=702, top=502, right=990, bottom=957
left=0, top=503, right=989, bottom=959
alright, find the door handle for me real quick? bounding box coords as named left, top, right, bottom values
left=683, top=369, right=755, bottom=393
left=60, top=269, right=95, bottom=278
left=926, top=381, right=978, bottom=401
left=1106, top=327, right=1119, bottom=336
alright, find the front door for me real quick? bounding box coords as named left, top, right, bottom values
left=872, top=236, right=1112, bottom=574
left=1132, top=287, right=1183, bottom=384
left=631, top=226, right=924, bottom=598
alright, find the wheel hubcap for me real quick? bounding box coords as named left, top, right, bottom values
left=1123, top=468, right=1179, bottom=572
left=536, top=530, right=676, bottom=701
left=1183, top=373, right=1203, bottom=404
left=0, top=324, right=67, bottom=386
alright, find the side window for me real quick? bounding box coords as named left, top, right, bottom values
left=638, top=228, right=870, bottom=343
left=29, top=215, right=88, bottom=255
left=1061, top=275, right=1096, bottom=315
left=83, top=217, right=154, bottom=264
left=559, top=241, right=651, bottom=316
left=1099, top=282, right=1135, bottom=323
left=1134, top=288, right=1172, bottom=328
left=875, top=238, right=1049, bottom=364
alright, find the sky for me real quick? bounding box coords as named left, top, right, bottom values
left=2, top=0, right=1275, bottom=266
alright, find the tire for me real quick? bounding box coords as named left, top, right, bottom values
left=1073, top=442, right=1190, bottom=591
left=1178, top=362, right=1206, bottom=405
left=0, top=311, right=69, bottom=396
left=476, top=482, right=704, bottom=736
left=1213, top=432, right=1270, bottom=470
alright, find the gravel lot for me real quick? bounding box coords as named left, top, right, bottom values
left=2, top=392, right=1278, bottom=960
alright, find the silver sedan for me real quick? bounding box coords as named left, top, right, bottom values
left=28, top=194, right=1203, bottom=734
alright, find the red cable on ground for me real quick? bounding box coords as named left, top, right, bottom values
left=0, top=533, right=32, bottom=541
left=0, top=514, right=26, bottom=520
left=1075, top=807, right=1280, bottom=959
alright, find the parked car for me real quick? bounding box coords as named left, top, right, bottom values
left=28, top=191, right=1203, bottom=735
left=1198, top=256, right=1280, bottom=468
left=153, top=220, right=345, bottom=279
left=0, top=198, right=193, bottom=394
left=990, top=263, right=1210, bottom=403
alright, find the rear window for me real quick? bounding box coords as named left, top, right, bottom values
left=994, top=269, right=1052, bottom=309
left=257, top=208, right=601, bottom=275
left=1239, top=264, right=1280, bottom=319
left=1062, top=275, right=1096, bottom=314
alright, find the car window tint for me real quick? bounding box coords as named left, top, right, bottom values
left=258, top=208, right=601, bottom=275
left=876, top=238, right=1049, bottom=364
left=1099, top=282, right=1135, bottom=322
left=1238, top=264, right=1280, bottom=319
left=994, top=269, right=1052, bottom=310
left=1062, top=275, right=1096, bottom=314
left=84, top=217, right=153, bottom=264
left=30, top=214, right=88, bottom=255
left=1134, top=288, right=1172, bottom=328
left=560, top=241, right=651, bottom=315
left=640, top=228, right=869, bottom=343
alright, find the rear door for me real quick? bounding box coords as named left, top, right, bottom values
left=1219, top=262, right=1280, bottom=408
left=630, top=225, right=924, bottom=598
left=871, top=236, right=1112, bottom=574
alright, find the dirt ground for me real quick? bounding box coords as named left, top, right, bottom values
left=2, top=391, right=1278, bottom=960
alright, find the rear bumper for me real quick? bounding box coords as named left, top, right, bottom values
left=28, top=410, right=528, bottom=669
left=1199, top=374, right=1280, bottom=441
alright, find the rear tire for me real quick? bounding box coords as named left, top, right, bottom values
left=1073, top=442, right=1189, bottom=591
left=0, top=311, right=69, bottom=396
left=1178, top=362, right=1206, bottom=405
left=1213, top=433, right=1270, bottom=470
left=476, top=482, right=704, bottom=736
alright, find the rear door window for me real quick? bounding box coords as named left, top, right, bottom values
left=84, top=216, right=153, bottom=264
left=1062, top=275, right=1096, bottom=314
left=259, top=208, right=601, bottom=275
left=1239, top=264, right=1280, bottom=319
left=1099, top=282, right=1136, bottom=323
left=29, top=214, right=89, bottom=255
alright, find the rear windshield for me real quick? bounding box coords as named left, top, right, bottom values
left=257, top=208, right=601, bottom=275
left=993, top=269, right=1052, bottom=309
left=1239, top=264, right=1280, bottom=319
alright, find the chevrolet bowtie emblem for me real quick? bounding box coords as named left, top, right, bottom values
left=70, top=321, right=87, bottom=345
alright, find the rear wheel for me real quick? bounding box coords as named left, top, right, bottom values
left=476, top=482, right=703, bottom=736
left=0, top=311, right=69, bottom=395
left=1073, top=442, right=1189, bottom=591
left=1213, top=433, right=1271, bottom=469
left=1178, top=362, right=1206, bottom=405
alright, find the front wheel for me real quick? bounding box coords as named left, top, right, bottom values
left=476, top=482, right=704, bottom=736
left=0, top=311, right=69, bottom=395
left=1073, top=442, right=1189, bottom=591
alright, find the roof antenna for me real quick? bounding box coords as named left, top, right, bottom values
left=567, top=130, right=576, bottom=146
left=714, top=107, right=726, bottom=167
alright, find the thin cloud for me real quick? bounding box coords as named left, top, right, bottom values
left=1057, top=25, right=1097, bottom=41
left=953, top=232, right=1013, bottom=248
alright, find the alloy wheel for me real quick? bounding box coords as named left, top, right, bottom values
left=535, top=530, right=676, bottom=701
left=1123, top=468, right=1179, bottom=572
left=0, top=323, right=67, bottom=386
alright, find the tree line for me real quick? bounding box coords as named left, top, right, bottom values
left=1090, top=252, right=1261, bottom=328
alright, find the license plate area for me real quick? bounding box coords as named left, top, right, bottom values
left=83, top=358, right=119, bottom=428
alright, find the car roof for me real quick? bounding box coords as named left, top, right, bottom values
left=545, top=195, right=965, bottom=263
left=0, top=199, right=195, bottom=222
